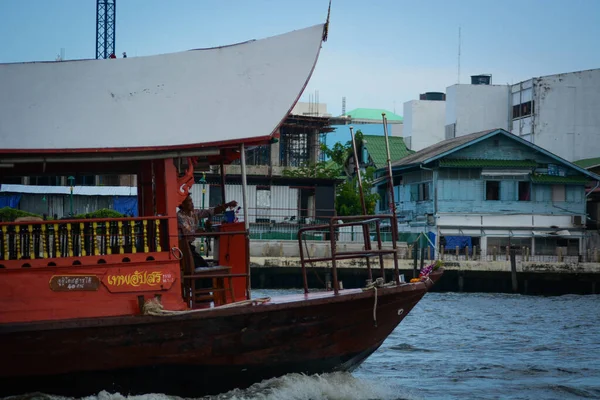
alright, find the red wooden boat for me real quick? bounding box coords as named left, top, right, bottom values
left=0, top=21, right=442, bottom=397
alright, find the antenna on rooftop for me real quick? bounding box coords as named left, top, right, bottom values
left=457, top=26, right=461, bottom=84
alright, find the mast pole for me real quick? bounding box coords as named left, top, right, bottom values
left=382, top=113, right=400, bottom=283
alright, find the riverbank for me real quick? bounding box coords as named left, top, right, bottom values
left=249, top=256, right=600, bottom=295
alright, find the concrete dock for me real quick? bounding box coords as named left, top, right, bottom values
left=247, top=240, right=600, bottom=295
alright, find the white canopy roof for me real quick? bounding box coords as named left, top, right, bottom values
left=0, top=24, right=325, bottom=152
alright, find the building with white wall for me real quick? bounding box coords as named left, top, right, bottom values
left=511, top=68, right=600, bottom=162
left=445, top=79, right=511, bottom=139
left=403, top=96, right=446, bottom=151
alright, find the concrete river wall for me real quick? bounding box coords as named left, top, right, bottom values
left=248, top=240, right=600, bottom=295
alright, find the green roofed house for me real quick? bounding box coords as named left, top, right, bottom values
left=361, top=135, right=413, bottom=170
left=374, top=128, right=600, bottom=259
left=345, top=135, right=413, bottom=176
left=341, top=108, right=403, bottom=123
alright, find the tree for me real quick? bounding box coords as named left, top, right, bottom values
left=336, top=166, right=379, bottom=216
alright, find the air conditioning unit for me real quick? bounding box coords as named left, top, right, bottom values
left=426, top=214, right=435, bottom=225
left=572, top=215, right=583, bottom=226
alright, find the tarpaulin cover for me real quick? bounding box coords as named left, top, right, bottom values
left=443, top=236, right=472, bottom=251
left=113, top=196, right=138, bottom=217
left=0, top=194, right=22, bottom=208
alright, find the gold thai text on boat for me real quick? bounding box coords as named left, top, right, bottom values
left=107, top=271, right=163, bottom=287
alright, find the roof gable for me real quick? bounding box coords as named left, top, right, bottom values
left=391, top=129, right=600, bottom=181
left=362, top=135, right=412, bottom=169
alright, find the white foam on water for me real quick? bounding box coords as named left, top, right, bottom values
left=4, top=372, right=420, bottom=400
left=203, top=372, right=418, bottom=400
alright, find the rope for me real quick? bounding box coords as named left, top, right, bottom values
left=143, top=296, right=271, bottom=316
left=170, top=246, right=183, bottom=260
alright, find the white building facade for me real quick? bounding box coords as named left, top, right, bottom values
left=402, top=99, right=446, bottom=151
left=511, top=69, right=600, bottom=162
left=445, top=83, right=511, bottom=139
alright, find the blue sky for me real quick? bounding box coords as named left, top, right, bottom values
left=1, top=0, right=599, bottom=116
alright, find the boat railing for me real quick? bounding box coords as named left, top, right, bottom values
left=298, top=214, right=401, bottom=294
left=0, top=216, right=170, bottom=268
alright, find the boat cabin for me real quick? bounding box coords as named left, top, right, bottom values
left=0, top=23, right=328, bottom=324
left=0, top=150, right=260, bottom=323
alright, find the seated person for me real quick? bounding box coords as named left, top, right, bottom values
left=177, top=194, right=238, bottom=268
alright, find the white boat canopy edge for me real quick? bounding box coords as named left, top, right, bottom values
left=0, top=24, right=325, bottom=152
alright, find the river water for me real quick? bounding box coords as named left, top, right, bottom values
left=7, top=291, right=600, bottom=400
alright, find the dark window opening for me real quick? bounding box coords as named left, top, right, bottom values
left=209, top=185, right=223, bottom=208
left=74, top=175, right=96, bottom=186
left=411, top=183, right=430, bottom=201
left=512, top=100, right=533, bottom=119
left=419, top=183, right=429, bottom=201
left=378, top=186, right=388, bottom=211
left=29, top=176, right=62, bottom=186
left=518, top=181, right=531, bottom=201
left=486, top=181, right=500, bottom=200
left=1, top=176, right=22, bottom=185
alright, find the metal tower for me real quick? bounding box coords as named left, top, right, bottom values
left=95, top=0, right=116, bottom=59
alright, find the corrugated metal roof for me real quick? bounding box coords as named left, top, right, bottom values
left=530, top=175, right=589, bottom=185
left=440, top=159, right=538, bottom=168
left=362, top=135, right=413, bottom=169
left=391, top=129, right=497, bottom=168
left=574, top=157, right=600, bottom=169
left=0, top=184, right=137, bottom=196
left=341, top=108, right=403, bottom=121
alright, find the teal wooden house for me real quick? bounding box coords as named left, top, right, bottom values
left=376, top=129, right=600, bottom=257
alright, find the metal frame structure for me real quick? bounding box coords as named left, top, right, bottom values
left=96, top=0, right=116, bottom=59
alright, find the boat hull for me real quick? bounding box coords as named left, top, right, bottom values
left=0, top=274, right=441, bottom=397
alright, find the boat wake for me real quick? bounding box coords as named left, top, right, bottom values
left=2, top=372, right=417, bottom=400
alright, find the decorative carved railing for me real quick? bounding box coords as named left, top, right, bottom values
left=0, top=216, right=169, bottom=263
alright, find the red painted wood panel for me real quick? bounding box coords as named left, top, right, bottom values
left=218, top=222, right=248, bottom=302
left=0, top=261, right=186, bottom=323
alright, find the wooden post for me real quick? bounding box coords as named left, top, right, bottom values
left=505, top=246, right=509, bottom=261
left=526, top=247, right=530, bottom=262
left=473, top=246, right=477, bottom=261
left=455, top=245, right=459, bottom=258
left=407, top=245, right=412, bottom=260
left=493, top=246, right=497, bottom=261
left=595, top=248, right=599, bottom=263
left=420, top=247, right=425, bottom=271
left=510, top=248, right=518, bottom=293
left=465, top=245, right=469, bottom=261
left=412, top=243, right=418, bottom=278
left=558, top=247, right=563, bottom=262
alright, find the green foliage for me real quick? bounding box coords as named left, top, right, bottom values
left=336, top=167, right=379, bottom=216
left=73, top=209, right=125, bottom=219
left=0, top=207, right=42, bottom=222
left=282, top=160, right=342, bottom=179
left=320, top=131, right=363, bottom=166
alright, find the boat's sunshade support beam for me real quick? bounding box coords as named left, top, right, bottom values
left=0, top=149, right=220, bottom=164
left=220, top=160, right=227, bottom=205
left=240, top=143, right=249, bottom=231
